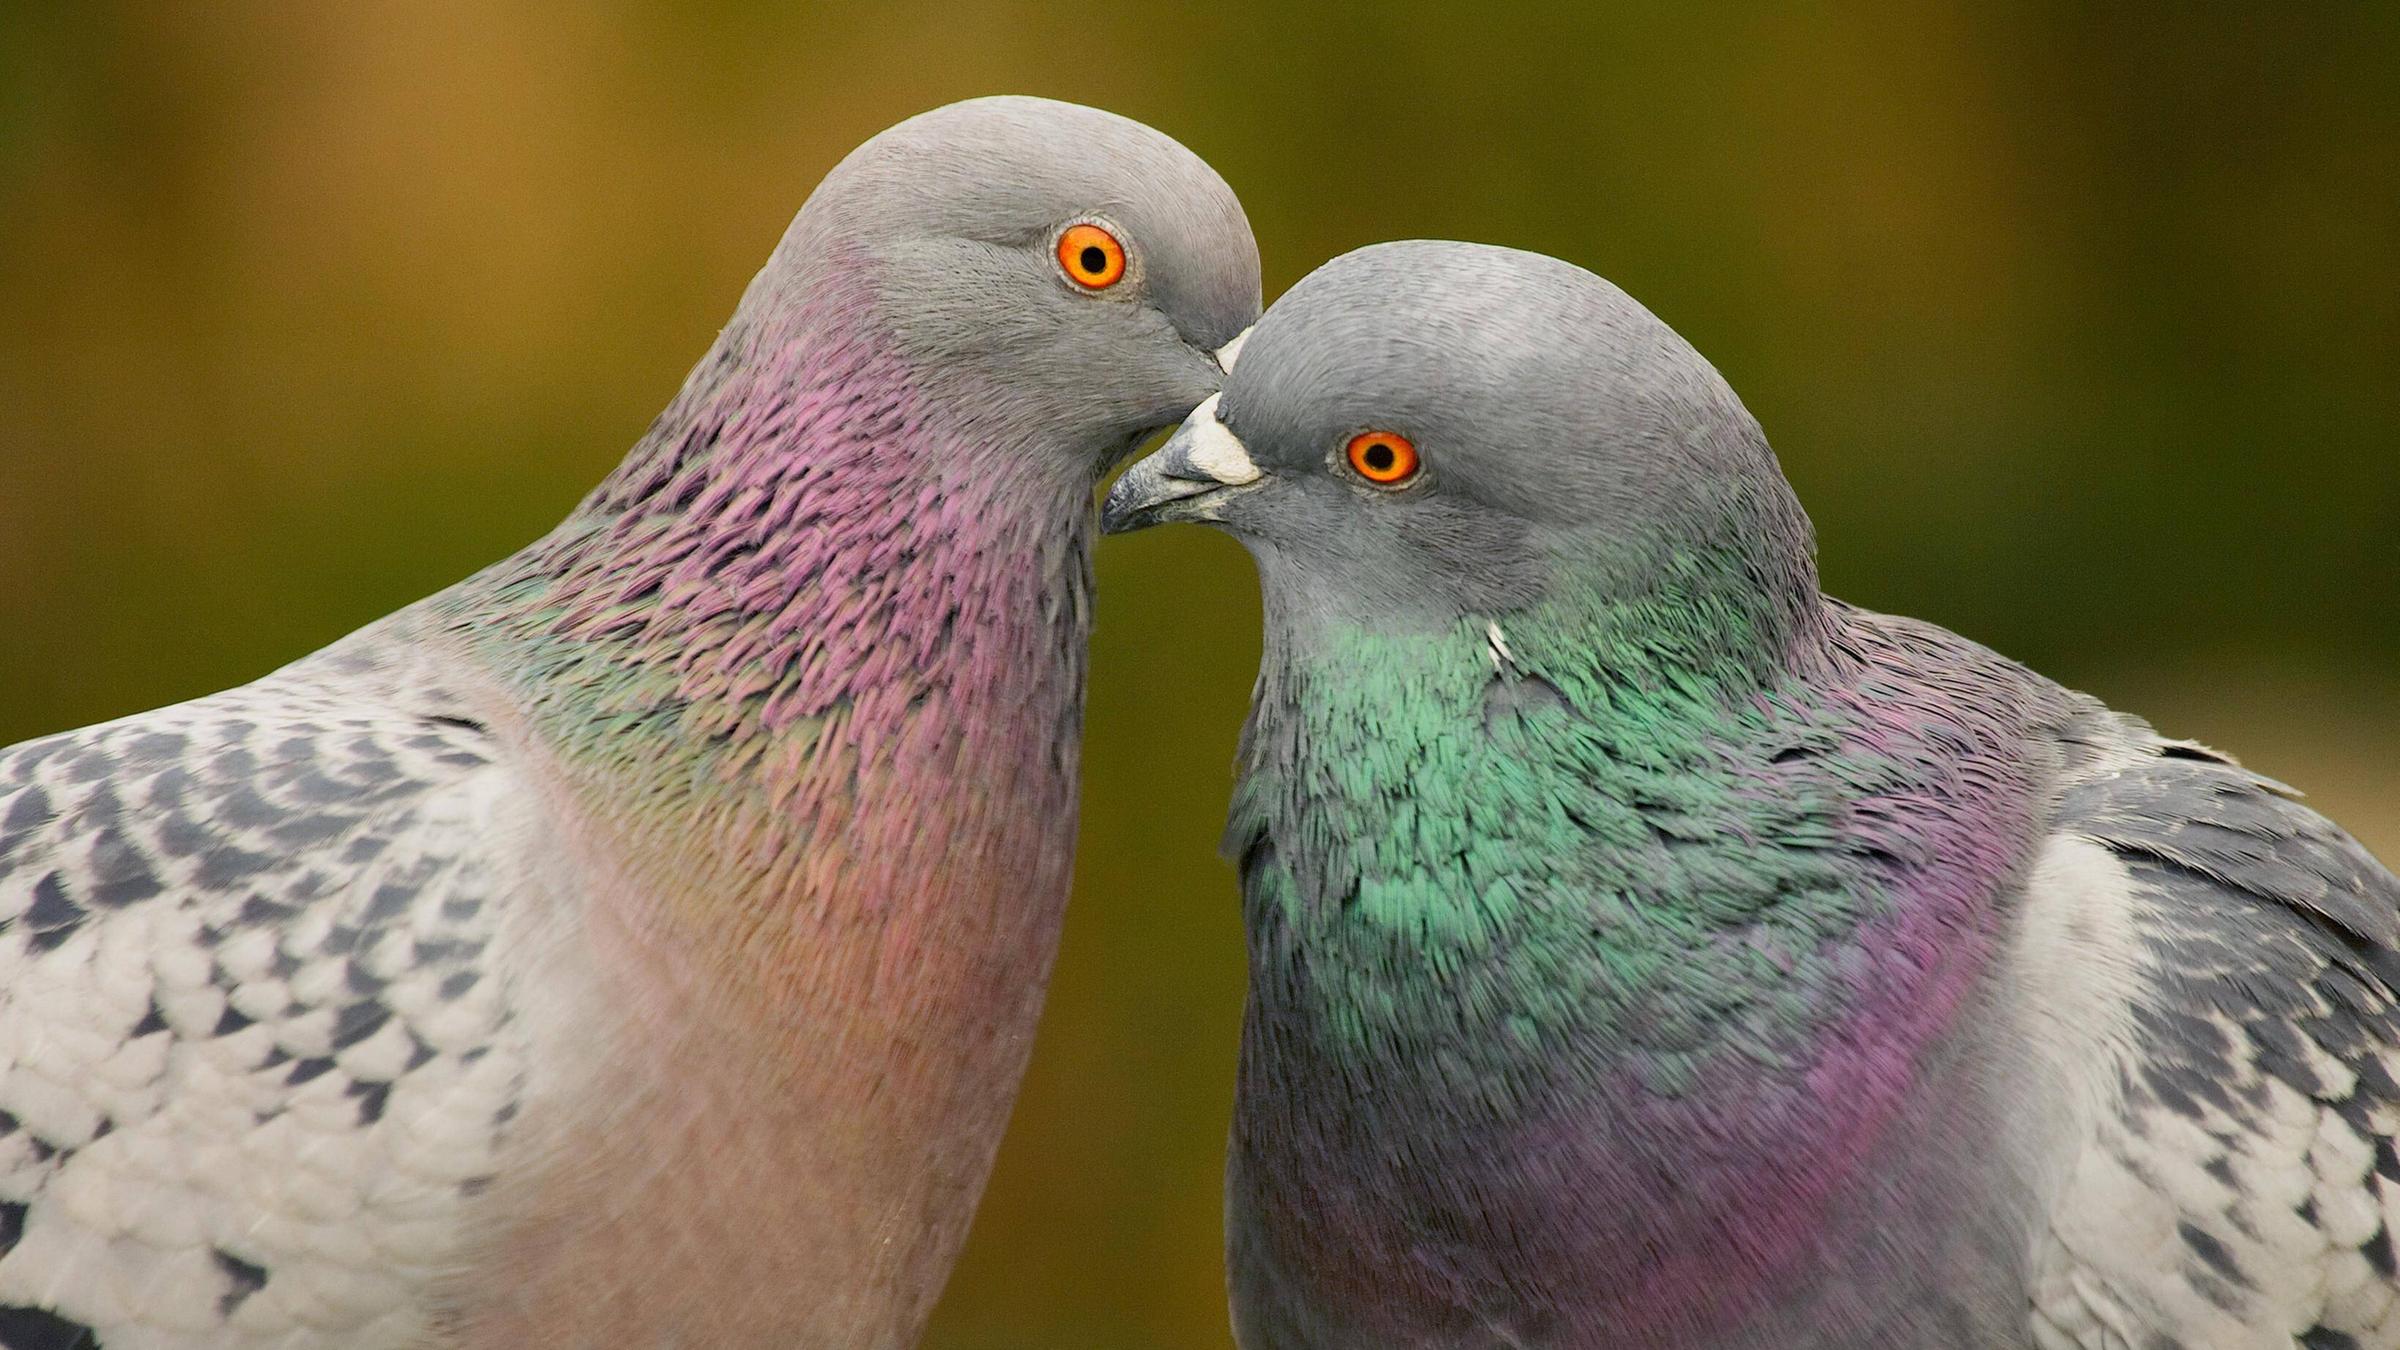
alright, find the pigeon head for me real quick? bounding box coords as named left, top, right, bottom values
left=1103, top=240, right=1821, bottom=657
left=747, top=96, right=1260, bottom=474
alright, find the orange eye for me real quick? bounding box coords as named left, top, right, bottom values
left=1345, top=431, right=1421, bottom=485
left=1056, top=223, right=1127, bottom=290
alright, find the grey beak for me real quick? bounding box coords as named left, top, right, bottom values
left=1101, top=394, right=1264, bottom=535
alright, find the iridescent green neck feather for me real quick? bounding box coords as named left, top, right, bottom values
left=1232, top=568, right=1869, bottom=1101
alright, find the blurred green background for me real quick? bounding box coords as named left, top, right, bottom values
left=1, top=4, right=2394, bottom=1346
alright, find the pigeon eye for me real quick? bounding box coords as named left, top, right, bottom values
left=1056, top=223, right=1127, bottom=290
left=1345, top=431, right=1421, bottom=486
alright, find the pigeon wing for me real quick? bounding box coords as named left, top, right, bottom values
left=2028, top=736, right=2400, bottom=1349
left=0, top=636, right=530, bottom=1348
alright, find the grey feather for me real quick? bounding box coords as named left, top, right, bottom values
left=2032, top=731, right=2400, bottom=1348
left=0, top=617, right=527, bottom=1346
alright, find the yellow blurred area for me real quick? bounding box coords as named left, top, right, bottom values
left=0, top=5, right=2394, bottom=1346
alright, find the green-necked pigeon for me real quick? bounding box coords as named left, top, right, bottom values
left=1105, top=239, right=2400, bottom=1350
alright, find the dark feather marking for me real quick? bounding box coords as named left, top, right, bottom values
left=2333, top=1090, right=2380, bottom=1139
left=2180, top=1216, right=2252, bottom=1291
left=126, top=731, right=188, bottom=761
left=146, top=767, right=193, bottom=810
left=2131, top=1004, right=2236, bottom=1056
left=237, top=895, right=294, bottom=926
left=193, top=844, right=276, bottom=887
left=216, top=785, right=280, bottom=830
left=332, top=1002, right=390, bottom=1049
left=2242, top=1017, right=2326, bottom=1099
left=213, top=1248, right=268, bottom=1317
left=1, top=787, right=54, bottom=833
left=64, top=751, right=114, bottom=784
left=2365, top=1225, right=2397, bottom=1280
left=347, top=1078, right=392, bottom=1124
left=155, top=812, right=215, bottom=858
left=286, top=871, right=337, bottom=903
left=85, top=832, right=161, bottom=908
left=364, top=884, right=413, bottom=924
left=264, top=812, right=354, bottom=848
left=24, top=875, right=80, bottom=950
left=0, top=1305, right=98, bottom=1349
left=2139, top=1065, right=2206, bottom=1121
left=2186, top=1268, right=2248, bottom=1314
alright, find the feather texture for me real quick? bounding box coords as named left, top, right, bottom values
left=0, top=629, right=526, bottom=1347
left=0, top=96, right=1260, bottom=1347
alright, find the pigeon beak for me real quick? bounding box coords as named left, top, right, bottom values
left=1101, top=393, right=1263, bottom=535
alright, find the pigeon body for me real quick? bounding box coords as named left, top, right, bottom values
left=1103, top=241, right=2400, bottom=1348
left=0, top=96, right=1258, bottom=1349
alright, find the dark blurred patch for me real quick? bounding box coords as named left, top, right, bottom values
left=0, top=1306, right=98, bottom=1350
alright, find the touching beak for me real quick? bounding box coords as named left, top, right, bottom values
left=1101, top=392, right=1263, bottom=535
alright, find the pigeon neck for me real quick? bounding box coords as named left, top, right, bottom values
left=1235, top=597, right=1866, bottom=1069
left=450, top=278, right=1093, bottom=979
left=1231, top=603, right=2037, bottom=1330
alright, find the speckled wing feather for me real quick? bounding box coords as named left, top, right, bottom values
left=2031, top=735, right=2400, bottom=1349
left=0, top=621, right=528, bottom=1348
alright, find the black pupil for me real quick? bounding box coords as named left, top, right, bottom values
left=1078, top=245, right=1108, bottom=275
left=1364, top=443, right=1395, bottom=471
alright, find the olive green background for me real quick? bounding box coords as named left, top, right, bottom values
left=2, top=6, right=2394, bottom=1346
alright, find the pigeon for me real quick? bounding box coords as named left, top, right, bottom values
left=1102, top=240, right=2400, bottom=1349
left=0, top=96, right=1257, bottom=1349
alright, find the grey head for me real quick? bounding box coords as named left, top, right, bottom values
left=1102, top=240, right=1819, bottom=644
left=746, top=96, right=1261, bottom=472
